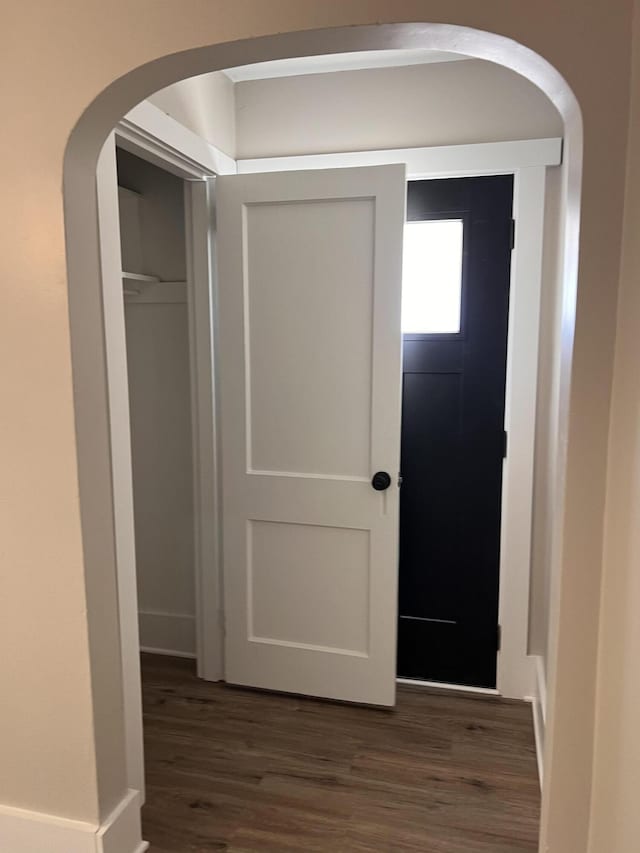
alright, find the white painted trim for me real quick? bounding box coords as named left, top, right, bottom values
left=96, top=137, right=146, bottom=799
left=117, top=100, right=236, bottom=180
left=96, top=790, right=147, bottom=853
left=397, top=678, right=500, bottom=697
left=186, top=179, right=225, bottom=682
left=526, top=655, right=547, bottom=788
left=531, top=696, right=545, bottom=789
left=0, top=804, right=98, bottom=853
left=0, top=790, right=147, bottom=853
left=138, top=610, right=196, bottom=657
left=497, top=167, right=547, bottom=699
left=140, top=646, right=197, bottom=660
left=237, top=137, right=562, bottom=178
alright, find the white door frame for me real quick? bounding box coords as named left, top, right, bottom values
left=102, top=99, right=560, bottom=790
left=238, top=140, right=560, bottom=700
left=96, top=137, right=147, bottom=799
left=184, top=178, right=225, bottom=681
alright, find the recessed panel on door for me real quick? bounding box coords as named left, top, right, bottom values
left=249, top=520, right=370, bottom=655
left=246, top=199, right=374, bottom=478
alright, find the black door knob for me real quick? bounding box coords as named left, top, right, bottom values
left=372, top=471, right=392, bottom=491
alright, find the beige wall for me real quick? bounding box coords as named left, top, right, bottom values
left=588, top=2, right=640, bottom=850
left=0, top=4, right=634, bottom=852
left=235, top=59, right=562, bottom=158
left=149, top=70, right=236, bottom=157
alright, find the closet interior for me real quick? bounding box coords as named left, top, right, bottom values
left=116, top=148, right=197, bottom=660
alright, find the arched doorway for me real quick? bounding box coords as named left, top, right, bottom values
left=64, top=22, right=583, bottom=852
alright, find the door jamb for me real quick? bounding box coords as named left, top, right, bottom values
left=184, top=179, right=225, bottom=681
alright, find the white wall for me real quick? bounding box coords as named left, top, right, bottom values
left=234, top=59, right=562, bottom=158
left=149, top=71, right=236, bottom=157
left=117, top=149, right=187, bottom=280
left=117, top=150, right=196, bottom=657
left=124, top=300, right=196, bottom=656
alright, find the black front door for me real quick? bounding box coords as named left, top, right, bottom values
left=397, top=176, right=513, bottom=689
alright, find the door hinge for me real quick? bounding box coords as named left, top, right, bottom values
left=510, top=218, right=516, bottom=250
left=497, top=624, right=502, bottom=652
left=502, top=430, right=508, bottom=459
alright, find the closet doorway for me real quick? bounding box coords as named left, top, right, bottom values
left=116, top=149, right=198, bottom=664
left=100, top=119, right=225, bottom=795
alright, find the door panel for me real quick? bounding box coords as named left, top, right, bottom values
left=249, top=520, right=370, bottom=654
left=397, top=176, right=513, bottom=689
left=216, top=165, right=405, bottom=706
left=245, top=198, right=374, bottom=478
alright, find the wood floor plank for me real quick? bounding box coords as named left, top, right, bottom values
left=141, top=654, right=540, bottom=852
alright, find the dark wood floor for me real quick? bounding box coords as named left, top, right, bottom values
left=141, top=654, right=540, bottom=852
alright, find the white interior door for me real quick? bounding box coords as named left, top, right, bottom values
left=216, top=165, right=406, bottom=706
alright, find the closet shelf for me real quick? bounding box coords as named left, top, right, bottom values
left=123, top=277, right=187, bottom=305
left=122, top=271, right=160, bottom=283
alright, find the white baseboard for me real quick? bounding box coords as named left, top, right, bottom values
left=97, top=789, right=147, bottom=853
left=0, top=789, right=147, bottom=853
left=140, top=645, right=196, bottom=659
left=525, top=655, right=546, bottom=789
left=138, top=609, right=195, bottom=657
